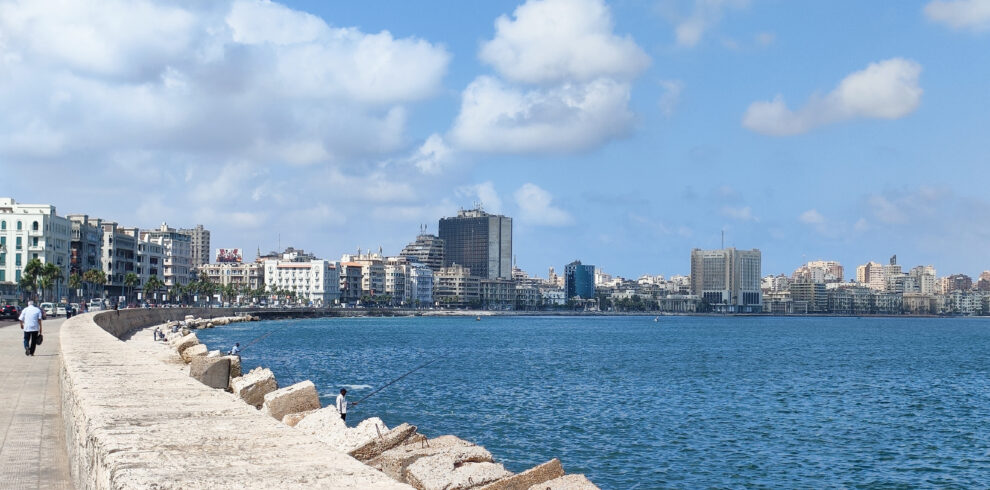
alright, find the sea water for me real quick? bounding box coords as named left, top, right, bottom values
left=196, top=315, right=990, bottom=488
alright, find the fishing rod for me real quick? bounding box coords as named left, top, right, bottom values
left=351, top=353, right=447, bottom=409
left=238, top=321, right=293, bottom=352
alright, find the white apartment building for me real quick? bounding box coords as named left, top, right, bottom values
left=129, top=230, right=165, bottom=287
left=264, top=259, right=340, bottom=306
left=407, top=262, right=434, bottom=306
left=908, top=265, right=937, bottom=294
left=98, top=221, right=137, bottom=298
left=0, top=198, right=71, bottom=299
left=199, top=262, right=264, bottom=292
left=140, top=223, right=192, bottom=288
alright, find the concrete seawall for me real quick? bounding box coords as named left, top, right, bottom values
left=59, top=309, right=411, bottom=489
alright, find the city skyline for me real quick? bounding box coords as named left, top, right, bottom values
left=1, top=1, right=988, bottom=278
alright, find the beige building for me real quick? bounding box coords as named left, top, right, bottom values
left=689, top=247, right=762, bottom=312
left=179, top=224, right=211, bottom=268
left=140, top=223, right=192, bottom=288
left=434, top=264, right=480, bottom=307
left=199, top=261, right=264, bottom=291
left=340, top=251, right=386, bottom=296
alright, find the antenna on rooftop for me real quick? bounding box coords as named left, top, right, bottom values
left=721, top=229, right=725, bottom=249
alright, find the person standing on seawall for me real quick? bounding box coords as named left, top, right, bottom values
left=19, top=300, right=43, bottom=356
left=336, top=388, right=356, bottom=422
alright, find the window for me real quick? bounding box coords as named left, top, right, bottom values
left=15, top=270, right=21, bottom=281
left=16, top=221, right=22, bottom=231
left=32, top=221, right=39, bottom=231
left=32, top=237, right=38, bottom=246
left=0, top=252, right=4, bottom=265
left=16, top=254, right=21, bottom=266
left=15, top=237, right=22, bottom=250
left=0, top=220, right=4, bottom=230
left=0, top=270, right=4, bottom=281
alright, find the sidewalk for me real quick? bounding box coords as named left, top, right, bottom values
left=0, top=318, right=73, bottom=489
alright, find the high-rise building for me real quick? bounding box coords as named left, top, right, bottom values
left=690, top=247, right=762, bottom=312
left=0, top=198, right=72, bottom=299
left=179, top=224, right=211, bottom=268
left=399, top=232, right=445, bottom=272
left=855, top=261, right=886, bottom=290
left=99, top=221, right=137, bottom=298
left=140, top=223, right=192, bottom=288
left=438, top=208, right=512, bottom=280
left=67, top=214, right=103, bottom=277
left=564, top=260, right=595, bottom=299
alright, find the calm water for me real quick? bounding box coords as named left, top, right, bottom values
left=196, top=315, right=990, bottom=488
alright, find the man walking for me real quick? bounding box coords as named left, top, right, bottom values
left=19, top=300, right=43, bottom=356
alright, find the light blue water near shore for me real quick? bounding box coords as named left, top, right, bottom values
left=196, top=316, right=990, bottom=488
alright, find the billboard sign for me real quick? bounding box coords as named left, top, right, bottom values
left=216, top=248, right=243, bottom=263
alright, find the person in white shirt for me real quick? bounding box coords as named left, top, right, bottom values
left=336, top=388, right=356, bottom=421
left=19, top=300, right=43, bottom=356
left=229, top=343, right=241, bottom=356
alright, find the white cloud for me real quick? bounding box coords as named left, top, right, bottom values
left=658, top=79, right=684, bottom=117
left=409, top=134, right=456, bottom=174
left=0, top=0, right=450, bottom=164
left=514, top=183, right=574, bottom=226
left=479, top=0, right=649, bottom=84
left=721, top=205, right=756, bottom=221
left=456, top=182, right=503, bottom=214
left=924, top=0, right=990, bottom=32
left=799, top=209, right=825, bottom=225
left=664, top=0, right=749, bottom=48
left=742, top=58, right=923, bottom=135
left=450, top=76, right=635, bottom=154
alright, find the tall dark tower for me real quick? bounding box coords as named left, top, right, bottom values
left=438, top=208, right=512, bottom=279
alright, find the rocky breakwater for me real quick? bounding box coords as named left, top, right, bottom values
left=160, top=319, right=599, bottom=490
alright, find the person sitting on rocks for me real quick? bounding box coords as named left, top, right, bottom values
left=229, top=342, right=241, bottom=356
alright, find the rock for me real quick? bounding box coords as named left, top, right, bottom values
left=181, top=344, right=209, bottom=363
left=173, top=333, right=199, bottom=354
left=223, top=355, right=241, bottom=380
left=181, top=327, right=190, bottom=336
left=479, top=459, right=564, bottom=490
left=375, top=436, right=482, bottom=483
left=294, top=405, right=347, bottom=437
left=189, top=356, right=231, bottom=389
left=405, top=448, right=509, bottom=490
left=230, top=367, right=278, bottom=408
left=527, top=475, right=598, bottom=490
left=206, top=350, right=221, bottom=358
left=282, top=409, right=318, bottom=427
left=184, top=315, right=194, bottom=321
left=349, top=423, right=419, bottom=462
left=262, top=380, right=321, bottom=421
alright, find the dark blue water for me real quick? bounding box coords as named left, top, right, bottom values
left=197, top=316, right=990, bottom=488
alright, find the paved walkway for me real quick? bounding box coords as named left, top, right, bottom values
left=0, top=318, right=73, bottom=490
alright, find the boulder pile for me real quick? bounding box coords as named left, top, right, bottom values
left=153, top=319, right=599, bottom=489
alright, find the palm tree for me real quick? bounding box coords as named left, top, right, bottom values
left=123, top=272, right=140, bottom=305
left=144, top=276, right=164, bottom=304
left=23, top=258, right=44, bottom=300
left=42, top=262, right=63, bottom=302
left=83, top=269, right=107, bottom=300
left=68, top=273, right=82, bottom=302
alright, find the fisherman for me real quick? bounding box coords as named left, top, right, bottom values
left=229, top=342, right=241, bottom=356
left=336, top=388, right=356, bottom=421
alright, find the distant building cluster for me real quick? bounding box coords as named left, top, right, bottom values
left=3, top=195, right=989, bottom=315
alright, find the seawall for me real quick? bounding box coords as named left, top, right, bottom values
left=59, top=309, right=411, bottom=489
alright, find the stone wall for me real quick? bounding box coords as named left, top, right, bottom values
left=59, top=309, right=411, bottom=489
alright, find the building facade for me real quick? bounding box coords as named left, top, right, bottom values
left=439, top=208, right=512, bottom=280
left=199, top=261, right=264, bottom=291
left=140, top=223, right=192, bottom=288
left=399, top=233, right=445, bottom=272
left=67, top=214, right=103, bottom=278
left=690, top=247, right=762, bottom=312
left=178, top=224, right=211, bottom=268
left=263, top=259, right=339, bottom=306
left=434, top=264, right=480, bottom=307
left=564, top=260, right=595, bottom=300
left=0, top=198, right=72, bottom=299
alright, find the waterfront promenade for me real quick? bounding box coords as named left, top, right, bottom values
left=0, top=317, right=72, bottom=489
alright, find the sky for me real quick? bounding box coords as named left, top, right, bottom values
left=1, top=0, right=989, bottom=280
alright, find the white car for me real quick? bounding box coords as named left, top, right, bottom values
left=87, top=299, right=104, bottom=311
left=56, top=304, right=67, bottom=316
left=40, top=302, right=55, bottom=316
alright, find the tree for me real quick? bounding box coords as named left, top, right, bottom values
left=123, top=272, right=140, bottom=305
left=22, top=258, right=44, bottom=300
left=83, top=269, right=107, bottom=299
left=42, top=263, right=63, bottom=302
left=68, top=273, right=82, bottom=302
left=144, top=276, right=164, bottom=304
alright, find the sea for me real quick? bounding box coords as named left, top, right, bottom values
left=195, top=315, right=990, bottom=489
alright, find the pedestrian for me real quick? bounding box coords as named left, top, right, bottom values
left=229, top=342, right=241, bottom=356
left=19, top=300, right=43, bottom=356
left=336, top=388, right=356, bottom=421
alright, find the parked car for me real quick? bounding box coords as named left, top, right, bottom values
left=87, top=299, right=104, bottom=311
left=41, top=302, right=56, bottom=317
left=1, top=304, right=18, bottom=319
left=56, top=303, right=67, bottom=316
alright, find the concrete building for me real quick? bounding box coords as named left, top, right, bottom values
left=793, top=260, right=843, bottom=283
left=406, top=262, right=434, bottom=306
left=198, top=261, right=264, bottom=292
left=689, top=247, right=762, bottom=312
left=439, top=208, right=512, bottom=280
left=907, top=265, right=937, bottom=294
left=398, top=232, right=445, bottom=272
left=565, top=260, right=595, bottom=300
left=789, top=282, right=828, bottom=313
left=434, top=264, right=480, bottom=307
left=67, top=214, right=103, bottom=278
left=340, top=250, right=386, bottom=297
left=856, top=261, right=886, bottom=291
left=140, top=223, right=192, bottom=288
left=97, top=221, right=137, bottom=298
left=0, top=198, right=72, bottom=299
left=263, top=259, right=339, bottom=306
left=178, top=224, right=211, bottom=269
left=480, top=278, right=514, bottom=309
left=124, top=229, right=164, bottom=289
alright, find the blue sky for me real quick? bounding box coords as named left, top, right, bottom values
left=1, top=0, right=988, bottom=280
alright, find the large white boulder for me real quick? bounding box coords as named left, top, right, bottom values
left=375, top=435, right=482, bottom=483
left=173, top=333, right=199, bottom=353
left=230, top=367, right=278, bottom=408
left=262, top=380, right=321, bottom=421
left=405, top=447, right=508, bottom=490
left=349, top=423, right=419, bottom=462
left=479, top=459, right=564, bottom=490
left=188, top=356, right=231, bottom=389
left=528, top=474, right=598, bottom=489
left=180, top=344, right=209, bottom=363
